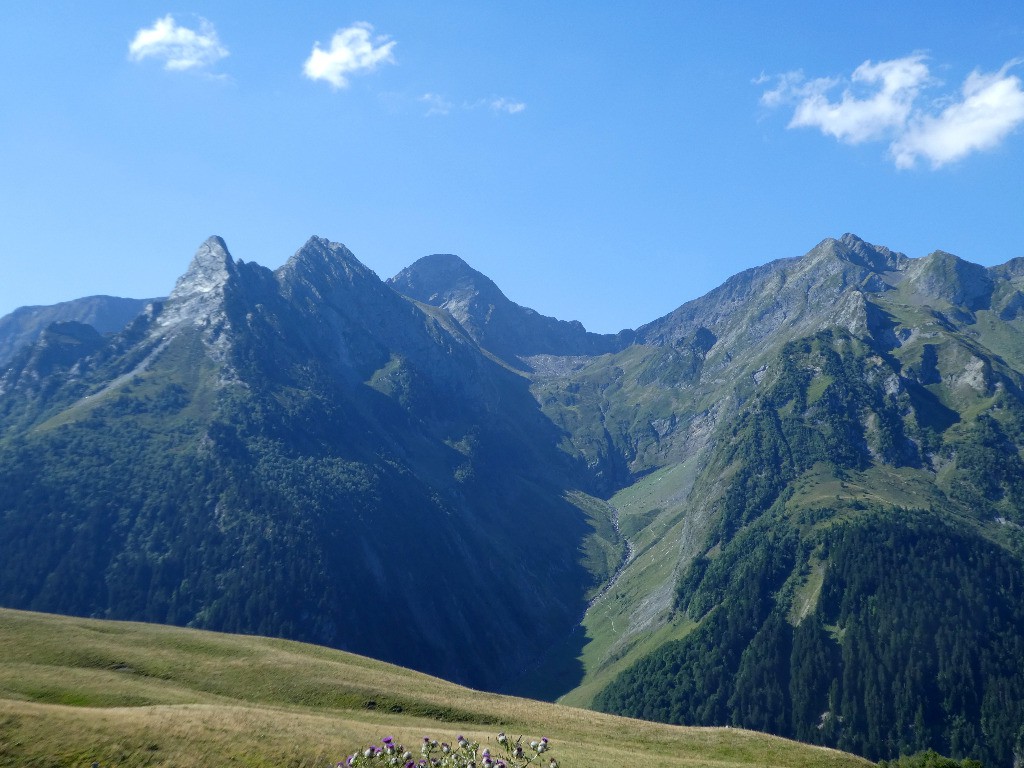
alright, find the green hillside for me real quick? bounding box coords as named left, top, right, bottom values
left=0, top=608, right=871, bottom=768
left=6, top=234, right=1024, bottom=766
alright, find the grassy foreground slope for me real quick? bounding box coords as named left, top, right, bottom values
left=0, top=608, right=870, bottom=768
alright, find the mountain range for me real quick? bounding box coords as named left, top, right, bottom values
left=2, top=233, right=1024, bottom=767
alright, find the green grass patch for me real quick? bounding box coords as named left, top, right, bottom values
left=0, top=608, right=872, bottom=768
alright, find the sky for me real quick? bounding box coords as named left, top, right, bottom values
left=2, top=2, right=1024, bottom=334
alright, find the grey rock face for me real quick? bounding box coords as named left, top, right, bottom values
left=903, top=250, right=994, bottom=310
left=156, top=236, right=238, bottom=333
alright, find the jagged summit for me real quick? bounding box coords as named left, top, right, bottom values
left=157, top=236, right=239, bottom=331
left=276, top=236, right=381, bottom=303
left=169, top=236, right=235, bottom=300
left=279, top=235, right=364, bottom=274
left=834, top=232, right=908, bottom=272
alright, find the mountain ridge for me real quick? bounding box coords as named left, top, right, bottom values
left=388, top=252, right=635, bottom=367
left=3, top=232, right=1024, bottom=766
left=0, top=294, right=156, bottom=367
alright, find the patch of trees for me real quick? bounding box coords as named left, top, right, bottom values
left=594, top=511, right=1024, bottom=766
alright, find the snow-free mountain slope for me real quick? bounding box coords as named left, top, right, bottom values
left=3, top=233, right=1024, bottom=767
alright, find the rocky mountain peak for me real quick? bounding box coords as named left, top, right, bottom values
left=156, top=236, right=238, bottom=331
left=388, top=253, right=505, bottom=334
left=904, top=249, right=993, bottom=310
left=806, top=233, right=907, bottom=275
left=389, top=253, right=500, bottom=306
left=170, top=236, right=235, bottom=299
left=389, top=253, right=632, bottom=363
left=837, top=232, right=908, bottom=272
left=276, top=236, right=382, bottom=305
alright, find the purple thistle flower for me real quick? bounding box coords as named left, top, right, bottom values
left=383, top=737, right=394, bottom=745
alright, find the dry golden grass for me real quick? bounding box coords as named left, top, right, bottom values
left=0, top=608, right=871, bottom=768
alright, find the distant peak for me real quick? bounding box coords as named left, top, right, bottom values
left=388, top=253, right=501, bottom=304
left=398, top=253, right=485, bottom=283
left=412, top=253, right=474, bottom=271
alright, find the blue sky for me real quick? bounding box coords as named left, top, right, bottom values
left=2, top=2, right=1024, bottom=333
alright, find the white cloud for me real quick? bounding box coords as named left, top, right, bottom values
left=891, top=63, right=1024, bottom=168
left=303, top=23, right=396, bottom=89
left=761, top=55, right=1024, bottom=168
left=490, top=97, right=526, bottom=114
left=128, top=15, right=228, bottom=71
left=419, top=93, right=453, bottom=116
left=785, top=55, right=930, bottom=143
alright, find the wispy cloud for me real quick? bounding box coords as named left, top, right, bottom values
left=489, top=97, right=526, bottom=115
left=760, top=55, right=1024, bottom=168
left=416, top=94, right=526, bottom=117
left=304, top=22, right=396, bottom=89
left=419, top=93, right=452, bottom=116
left=128, top=15, right=228, bottom=72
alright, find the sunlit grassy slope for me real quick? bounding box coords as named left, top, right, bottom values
left=0, top=608, right=871, bottom=768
